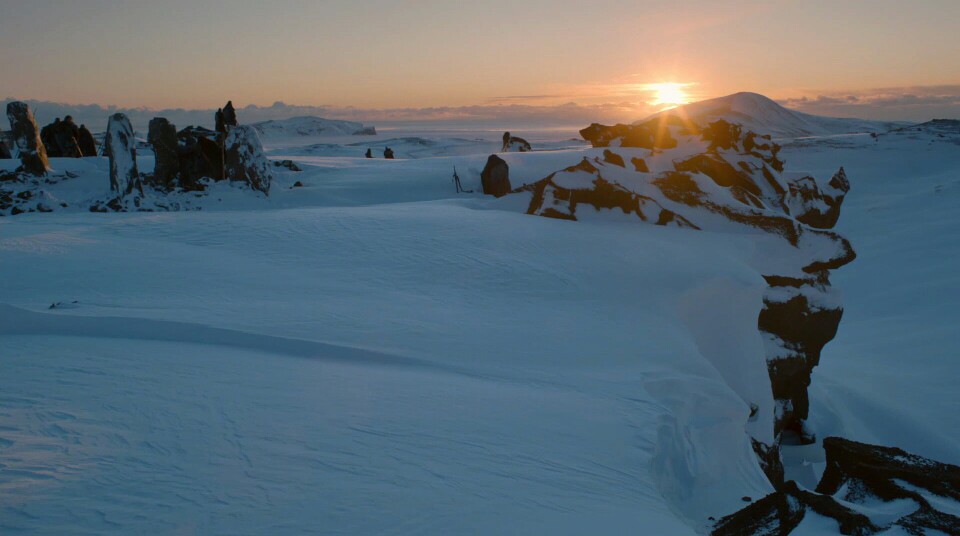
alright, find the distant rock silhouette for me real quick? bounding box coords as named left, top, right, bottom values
left=480, top=154, right=511, bottom=197
left=5, top=101, right=49, bottom=175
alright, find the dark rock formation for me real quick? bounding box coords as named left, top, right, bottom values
left=148, top=117, right=179, bottom=188
left=176, top=126, right=221, bottom=189
left=786, top=168, right=850, bottom=229
left=274, top=159, right=301, bottom=171
left=105, top=113, right=142, bottom=196
left=41, top=120, right=62, bottom=157
left=77, top=125, right=97, bottom=157
left=5, top=101, right=49, bottom=175
left=223, top=125, right=271, bottom=194
left=57, top=117, right=82, bottom=157
left=714, top=438, right=960, bottom=535
left=480, top=154, right=512, bottom=197
left=0, top=139, right=11, bottom=159
left=222, top=100, right=238, bottom=129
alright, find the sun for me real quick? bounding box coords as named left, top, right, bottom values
left=645, top=83, right=691, bottom=108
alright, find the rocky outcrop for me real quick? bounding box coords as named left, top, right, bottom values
left=480, top=154, right=511, bottom=197
left=148, top=117, right=179, bottom=188
left=176, top=126, right=222, bottom=189
left=0, top=139, right=11, bottom=159
left=503, top=136, right=532, bottom=152
left=224, top=125, right=271, bottom=194
left=714, top=437, right=960, bottom=535
left=512, top=117, right=856, bottom=487
left=105, top=113, right=142, bottom=196
left=5, top=101, right=49, bottom=175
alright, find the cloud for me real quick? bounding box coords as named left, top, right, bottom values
left=777, top=85, right=960, bottom=121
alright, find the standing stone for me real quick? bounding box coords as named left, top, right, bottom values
left=148, top=117, right=179, bottom=188
left=224, top=125, right=272, bottom=194
left=77, top=125, right=97, bottom=157
left=215, top=108, right=226, bottom=135
left=222, top=101, right=238, bottom=129
left=480, top=154, right=512, bottom=197
left=105, top=113, right=142, bottom=196
left=5, top=101, right=49, bottom=175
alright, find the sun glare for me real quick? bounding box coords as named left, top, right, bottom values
left=646, top=83, right=691, bottom=108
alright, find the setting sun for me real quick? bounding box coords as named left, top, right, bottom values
left=646, top=82, right=691, bottom=108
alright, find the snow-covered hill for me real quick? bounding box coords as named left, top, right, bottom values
left=642, top=92, right=908, bottom=138
left=251, top=115, right=376, bottom=137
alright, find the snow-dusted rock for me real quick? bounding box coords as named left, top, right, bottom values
left=480, top=154, right=511, bottom=197
left=785, top=168, right=850, bottom=229
left=224, top=125, right=271, bottom=194
left=503, top=136, right=532, bottom=152
left=714, top=437, right=960, bottom=535
left=5, top=101, right=49, bottom=175
left=105, top=113, right=142, bottom=196
left=148, top=117, right=179, bottom=188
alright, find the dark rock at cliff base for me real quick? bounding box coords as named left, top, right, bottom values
left=480, top=154, right=511, bottom=197
left=0, top=139, right=11, bottom=159
left=78, top=125, right=97, bottom=157
left=224, top=125, right=272, bottom=194
left=148, top=117, right=180, bottom=188
left=714, top=438, right=960, bottom=535
left=5, top=101, right=49, bottom=175
left=106, top=113, right=142, bottom=196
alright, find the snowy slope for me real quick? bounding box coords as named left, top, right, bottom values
left=1, top=121, right=958, bottom=535
left=643, top=92, right=908, bottom=138
left=251, top=115, right=374, bottom=137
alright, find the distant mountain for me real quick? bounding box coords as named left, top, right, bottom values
left=251, top=116, right=376, bottom=137
left=641, top=92, right=909, bottom=138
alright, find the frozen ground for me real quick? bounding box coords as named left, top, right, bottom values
left=1, top=123, right=958, bottom=534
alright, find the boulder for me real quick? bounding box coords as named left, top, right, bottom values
left=105, top=113, right=142, bottom=196
left=480, top=154, right=511, bottom=197
left=176, top=127, right=221, bottom=189
left=77, top=125, right=97, bottom=157
left=148, top=117, right=179, bottom=188
left=224, top=125, right=271, bottom=194
left=5, top=101, right=49, bottom=175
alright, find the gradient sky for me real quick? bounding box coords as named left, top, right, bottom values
left=2, top=0, right=959, bottom=121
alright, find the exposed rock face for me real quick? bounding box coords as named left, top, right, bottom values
left=222, top=100, right=238, bottom=129
left=480, top=154, right=511, bottom=197
left=224, top=125, right=271, bottom=194
left=714, top=437, right=960, bottom=535
left=5, top=101, right=49, bottom=175
left=148, top=117, right=180, bottom=188
left=77, top=125, right=97, bottom=157
left=512, top=117, right=856, bottom=486
left=105, top=113, right=142, bottom=196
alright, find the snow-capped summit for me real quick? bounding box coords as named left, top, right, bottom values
left=251, top=116, right=376, bottom=138
left=642, top=92, right=905, bottom=138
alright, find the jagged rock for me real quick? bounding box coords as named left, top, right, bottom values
left=480, top=154, right=511, bottom=197
left=273, top=159, right=301, bottom=171
left=5, top=101, right=49, bottom=175
left=786, top=168, right=850, bottom=229
left=77, top=125, right=97, bottom=157
left=224, top=125, right=271, bottom=194
left=105, top=113, right=142, bottom=196
left=714, top=438, right=960, bottom=535
left=148, top=117, right=179, bottom=188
